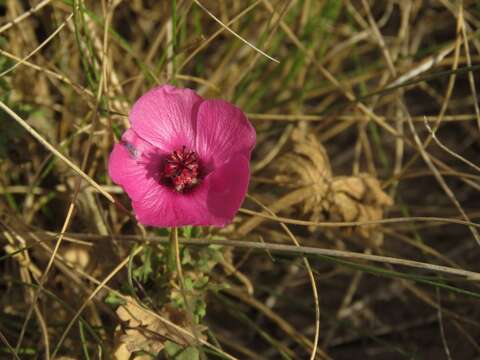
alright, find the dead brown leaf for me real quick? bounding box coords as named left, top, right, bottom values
left=275, top=128, right=393, bottom=247
left=114, top=296, right=205, bottom=359
left=330, top=174, right=393, bottom=247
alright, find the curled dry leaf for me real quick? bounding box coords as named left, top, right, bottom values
left=276, top=129, right=334, bottom=219
left=114, top=296, right=205, bottom=359
left=330, top=174, right=393, bottom=247
left=275, top=128, right=393, bottom=247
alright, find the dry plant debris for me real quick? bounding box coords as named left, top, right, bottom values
left=275, top=128, right=393, bottom=247
left=114, top=296, right=205, bottom=359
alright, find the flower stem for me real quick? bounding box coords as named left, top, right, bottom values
left=170, top=227, right=204, bottom=356
left=167, top=228, right=178, bottom=276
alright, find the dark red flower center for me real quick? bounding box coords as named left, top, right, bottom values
left=161, top=146, right=201, bottom=192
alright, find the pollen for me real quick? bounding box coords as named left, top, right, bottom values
left=161, top=146, right=201, bottom=192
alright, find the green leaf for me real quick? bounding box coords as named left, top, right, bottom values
left=182, top=247, right=193, bottom=265
left=104, top=291, right=126, bottom=306
left=182, top=226, right=193, bottom=240
left=164, top=341, right=200, bottom=360
left=132, top=246, right=154, bottom=283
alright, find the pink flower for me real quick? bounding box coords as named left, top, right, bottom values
left=108, top=85, right=256, bottom=227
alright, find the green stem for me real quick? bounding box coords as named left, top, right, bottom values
left=171, top=227, right=206, bottom=358
left=167, top=228, right=178, bottom=276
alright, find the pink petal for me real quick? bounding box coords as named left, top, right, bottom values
left=204, top=153, right=251, bottom=225
left=108, top=128, right=165, bottom=202
left=131, top=186, right=182, bottom=227
left=195, top=99, right=256, bottom=169
left=132, top=153, right=250, bottom=227
left=130, top=85, right=203, bottom=152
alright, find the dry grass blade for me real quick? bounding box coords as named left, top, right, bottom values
left=192, top=0, right=279, bottom=63
left=248, top=113, right=480, bottom=123
left=0, top=0, right=53, bottom=34
left=424, top=119, right=480, bottom=174
left=0, top=47, right=92, bottom=96
left=178, top=0, right=263, bottom=72
left=405, top=109, right=480, bottom=246
left=0, top=100, right=114, bottom=203
left=0, top=329, right=20, bottom=360
left=260, top=0, right=398, bottom=138
left=202, top=239, right=480, bottom=281
left=436, top=288, right=453, bottom=360
left=387, top=43, right=456, bottom=89
left=361, top=0, right=396, bottom=76
left=459, top=6, right=480, bottom=133
left=13, top=203, right=76, bottom=355
left=50, top=246, right=144, bottom=359
left=0, top=13, right=74, bottom=78
left=239, top=208, right=480, bottom=229
left=247, top=195, right=323, bottom=360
